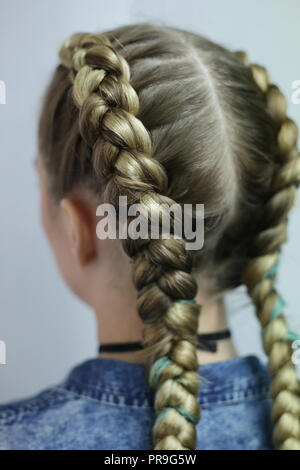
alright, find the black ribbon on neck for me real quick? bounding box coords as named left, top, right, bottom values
left=98, top=329, right=231, bottom=354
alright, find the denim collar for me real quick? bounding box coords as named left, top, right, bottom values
left=57, top=355, right=271, bottom=408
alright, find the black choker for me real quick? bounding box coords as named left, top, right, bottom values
left=98, top=329, right=231, bottom=354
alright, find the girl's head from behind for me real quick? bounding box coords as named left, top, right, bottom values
left=37, top=23, right=300, bottom=450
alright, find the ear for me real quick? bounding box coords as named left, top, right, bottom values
left=60, top=197, right=96, bottom=266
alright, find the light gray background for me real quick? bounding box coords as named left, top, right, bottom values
left=0, top=0, right=299, bottom=403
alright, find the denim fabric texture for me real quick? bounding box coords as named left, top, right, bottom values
left=0, top=355, right=274, bottom=450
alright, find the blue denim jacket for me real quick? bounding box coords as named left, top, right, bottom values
left=0, top=355, right=274, bottom=450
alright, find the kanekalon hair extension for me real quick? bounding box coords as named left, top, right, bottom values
left=38, top=23, right=300, bottom=450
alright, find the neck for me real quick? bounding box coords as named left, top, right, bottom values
left=95, top=287, right=238, bottom=365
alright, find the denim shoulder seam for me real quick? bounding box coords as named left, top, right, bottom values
left=63, top=378, right=151, bottom=397
left=55, top=385, right=154, bottom=410
left=201, top=391, right=272, bottom=408
left=56, top=381, right=271, bottom=409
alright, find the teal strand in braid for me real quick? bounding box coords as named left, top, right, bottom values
left=259, top=260, right=300, bottom=346
left=150, top=354, right=199, bottom=431
left=262, top=258, right=280, bottom=280
left=149, top=355, right=173, bottom=389
left=154, top=406, right=198, bottom=427
left=175, top=299, right=196, bottom=305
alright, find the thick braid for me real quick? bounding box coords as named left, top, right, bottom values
left=59, top=33, right=201, bottom=450
left=235, top=51, right=300, bottom=450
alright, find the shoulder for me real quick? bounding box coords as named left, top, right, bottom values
left=0, top=386, right=84, bottom=450
left=0, top=387, right=72, bottom=426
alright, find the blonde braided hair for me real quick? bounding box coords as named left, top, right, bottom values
left=235, top=50, right=300, bottom=450
left=38, top=23, right=300, bottom=450
left=58, top=31, right=201, bottom=450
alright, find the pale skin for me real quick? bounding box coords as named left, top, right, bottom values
left=36, top=156, right=238, bottom=365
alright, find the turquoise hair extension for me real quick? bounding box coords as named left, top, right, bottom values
left=270, top=295, right=286, bottom=321
left=286, top=331, right=300, bottom=342
left=149, top=356, right=173, bottom=389
left=261, top=293, right=300, bottom=344
left=154, top=406, right=198, bottom=427
left=176, top=406, right=198, bottom=425
left=149, top=300, right=196, bottom=389
left=175, top=299, right=196, bottom=305
left=259, top=259, right=300, bottom=345
left=262, top=258, right=280, bottom=280
left=150, top=352, right=199, bottom=429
